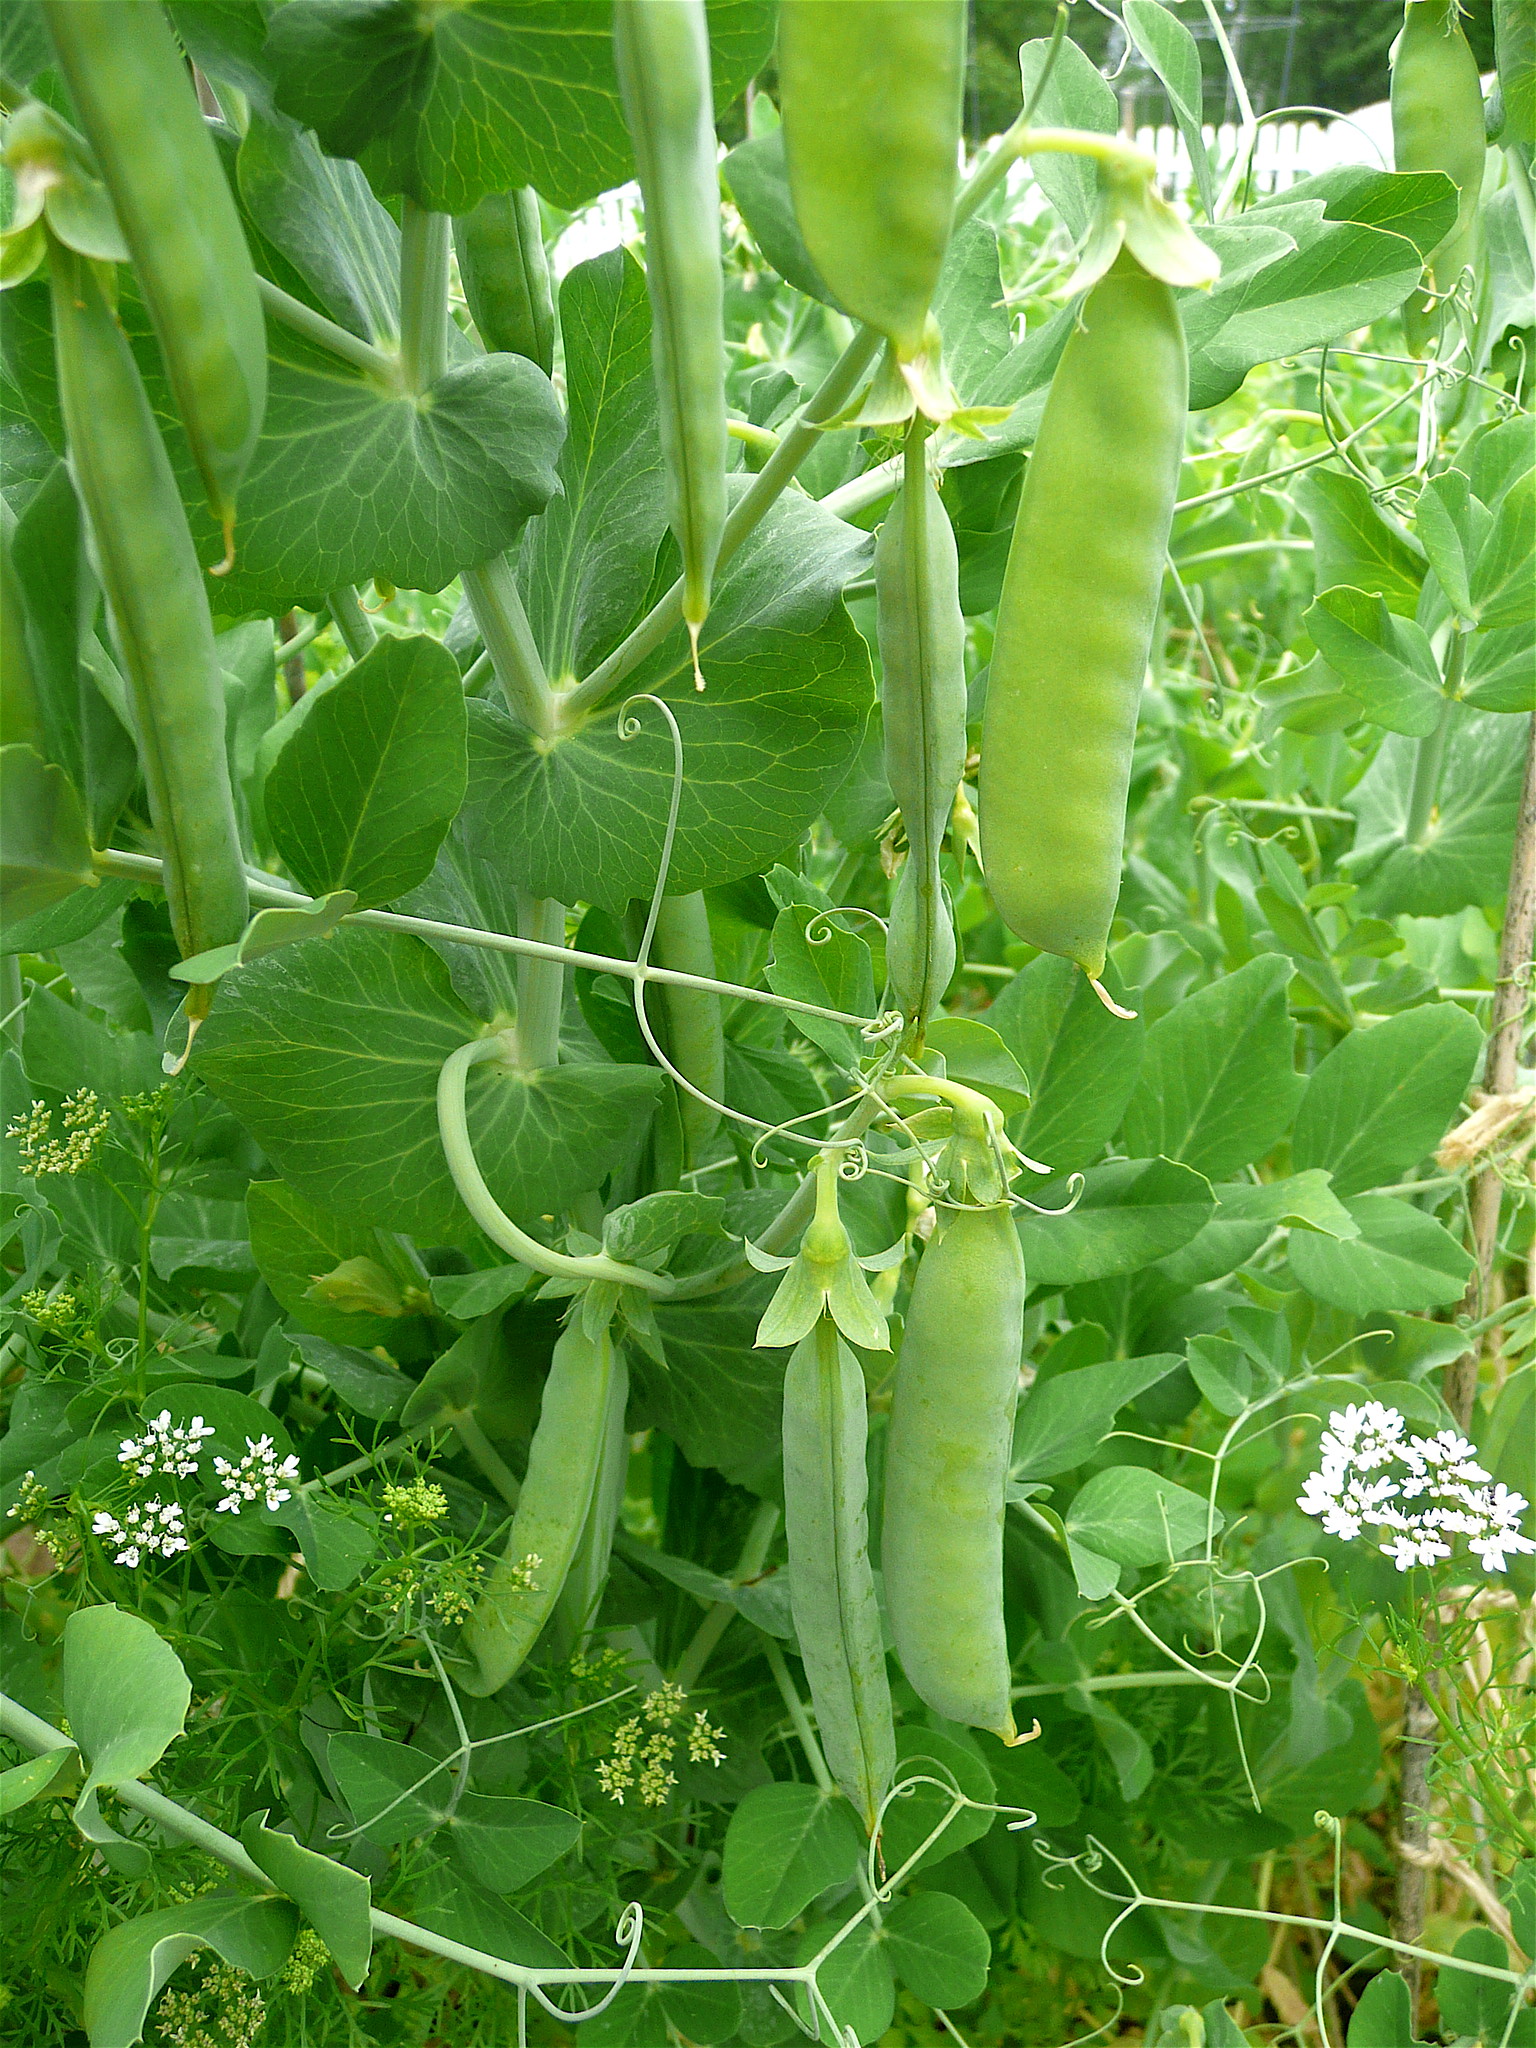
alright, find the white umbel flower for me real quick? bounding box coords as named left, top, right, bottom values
left=213, top=1435, right=301, bottom=1515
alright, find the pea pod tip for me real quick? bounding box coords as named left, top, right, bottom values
left=1086, top=974, right=1137, bottom=1021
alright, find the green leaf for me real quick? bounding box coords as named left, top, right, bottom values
left=267, top=0, right=774, bottom=214
left=923, top=1017, right=1031, bottom=1116
left=1436, top=1926, right=1526, bottom=2045
left=1414, top=469, right=1476, bottom=618
left=723, top=130, right=839, bottom=306
left=602, top=1190, right=726, bottom=1267
left=1295, top=469, right=1426, bottom=616
left=280, top=1493, right=380, bottom=1592
left=1346, top=1968, right=1417, bottom=2045
left=0, top=1746, right=73, bottom=1816
left=986, top=953, right=1144, bottom=1173
left=1186, top=1334, right=1254, bottom=1415
left=647, top=1278, right=787, bottom=1486
left=1123, top=2, right=1215, bottom=218
left=722, top=1782, right=864, bottom=1930
left=659, top=1946, right=745, bottom=2045
left=464, top=489, right=874, bottom=912
left=1344, top=707, right=1531, bottom=917
left=246, top=1178, right=430, bottom=1352
left=0, top=873, right=137, bottom=959
left=1288, top=1193, right=1474, bottom=1312
left=1152, top=1169, right=1359, bottom=1289
left=328, top=1732, right=454, bottom=1847
left=289, top=1334, right=409, bottom=1420
left=796, top=1912, right=894, bottom=2046
left=265, top=634, right=467, bottom=908
left=1304, top=587, right=1445, bottom=736
left=445, top=1795, right=581, bottom=1895
left=1463, top=622, right=1536, bottom=713
left=882, top=1726, right=995, bottom=1880
left=83, top=1896, right=298, bottom=2048
left=240, top=1811, right=373, bottom=1989
left=410, top=1866, right=569, bottom=1968
left=765, top=907, right=877, bottom=1067
left=21, top=981, right=162, bottom=1101
left=1065, top=1467, right=1221, bottom=1569
left=1291, top=1002, right=1483, bottom=1195
left=1121, top=953, right=1304, bottom=1178
left=63, top=1606, right=190, bottom=1806
left=884, top=1890, right=991, bottom=2009
left=170, top=891, right=361, bottom=987
left=1011, top=1354, right=1182, bottom=1481
left=1470, top=465, right=1534, bottom=628
left=1016, top=1157, right=1215, bottom=1288
left=0, top=744, right=95, bottom=924
left=193, top=926, right=662, bottom=1239
left=1016, top=38, right=1117, bottom=239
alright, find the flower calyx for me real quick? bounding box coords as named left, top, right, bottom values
left=747, top=1151, right=903, bottom=1351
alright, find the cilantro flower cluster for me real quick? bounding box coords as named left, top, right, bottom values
left=1298, top=1403, right=1535, bottom=1574
left=92, top=1500, right=189, bottom=1569
left=594, top=1680, right=726, bottom=1808
left=6, top=1089, right=110, bottom=1176
left=213, top=1436, right=301, bottom=1515
left=118, top=1410, right=215, bottom=1480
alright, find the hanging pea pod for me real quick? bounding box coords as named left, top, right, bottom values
left=613, top=0, right=727, bottom=661
left=47, top=242, right=248, bottom=1003
left=553, top=1345, right=631, bottom=1655
left=782, top=1317, right=896, bottom=1833
left=777, top=0, right=964, bottom=392
left=652, top=891, right=726, bottom=1164
left=876, top=420, right=966, bottom=1027
left=882, top=1201, right=1024, bottom=1740
left=453, top=187, right=555, bottom=374
left=979, top=251, right=1186, bottom=993
left=43, top=0, right=267, bottom=561
left=460, top=1319, right=620, bottom=1695
left=1390, top=0, right=1488, bottom=353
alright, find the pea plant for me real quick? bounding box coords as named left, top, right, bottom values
left=1, top=2, right=1533, bottom=2044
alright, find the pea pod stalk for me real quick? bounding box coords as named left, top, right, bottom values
left=461, top=1320, right=621, bottom=1694
left=882, top=1202, right=1024, bottom=1740
left=613, top=0, right=727, bottom=666
left=48, top=243, right=248, bottom=1003
left=979, top=250, right=1187, bottom=990
left=43, top=0, right=267, bottom=560
left=877, top=420, right=966, bottom=1026
left=782, top=1316, right=896, bottom=1832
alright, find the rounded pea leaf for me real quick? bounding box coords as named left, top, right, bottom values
left=796, top=1912, right=894, bottom=2046
left=0, top=743, right=95, bottom=925
left=240, top=1810, right=373, bottom=1989
left=881, top=1726, right=996, bottom=1880
left=1290, top=1001, right=1482, bottom=1197
left=1064, top=1467, right=1221, bottom=1569
left=1288, top=1194, right=1474, bottom=1313
left=722, top=1781, right=864, bottom=1929
left=660, top=1945, right=744, bottom=2045
left=83, top=1897, right=299, bottom=2048
left=63, top=1605, right=191, bottom=1799
left=883, top=1891, right=991, bottom=2009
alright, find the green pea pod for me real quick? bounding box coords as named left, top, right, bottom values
left=553, top=1345, right=630, bottom=1655
left=44, top=0, right=267, bottom=558
left=877, top=423, right=966, bottom=1024
left=979, top=251, right=1186, bottom=987
left=1391, top=0, right=1487, bottom=352
left=48, top=243, right=248, bottom=993
left=461, top=1320, right=620, bottom=1695
left=777, top=0, right=965, bottom=359
left=613, top=0, right=727, bottom=644
left=882, top=1202, right=1023, bottom=1739
left=652, top=891, right=725, bottom=1163
left=783, top=1317, right=895, bottom=1832
left=453, top=187, right=555, bottom=375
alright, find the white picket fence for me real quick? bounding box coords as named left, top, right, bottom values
left=550, top=102, right=1396, bottom=277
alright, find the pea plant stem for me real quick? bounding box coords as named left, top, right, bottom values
left=327, top=586, right=377, bottom=661
left=399, top=201, right=452, bottom=394
left=515, top=894, right=567, bottom=1070
left=461, top=555, right=554, bottom=737
left=92, top=849, right=879, bottom=1037
left=255, top=277, right=397, bottom=381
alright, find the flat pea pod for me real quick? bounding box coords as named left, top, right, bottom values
left=43, top=0, right=267, bottom=556
left=978, top=251, right=1186, bottom=987
left=453, top=187, right=555, bottom=375
left=877, top=421, right=965, bottom=1024
left=777, top=0, right=965, bottom=358
left=553, top=1344, right=630, bottom=1655
left=652, top=891, right=725, bottom=1163
left=461, top=1320, right=620, bottom=1695
left=1391, top=0, right=1487, bottom=350
left=613, top=0, right=727, bottom=642
left=47, top=242, right=248, bottom=989
left=882, top=1202, right=1023, bottom=1739
left=783, top=1317, right=895, bottom=1832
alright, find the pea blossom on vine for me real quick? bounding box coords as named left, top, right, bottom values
left=1297, top=1402, right=1535, bottom=1573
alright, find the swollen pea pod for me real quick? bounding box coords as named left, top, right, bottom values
left=782, top=1317, right=895, bottom=1833
left=877, top=421, right=966, bottom=1026
left=461, top=1320, right=620, bottom=1696
left=777, top=0, right=964, bottom=360
left=882, top=1202, right=1024, bottom=1739
left=1390, top=0, right=1487, bottom=352
left=453, top=188, right=555, bottom=375
left=47, top=243, right=248, bottom=1001
left=613, top=0, right=727, bottom=650
left=651, top=891, right=725, bottom=1163
left=43, top=0, right=267, bottom=559
left=553, top=1345, right=631, bottom=1656
left=979, top=251, right=1186, bottom=990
